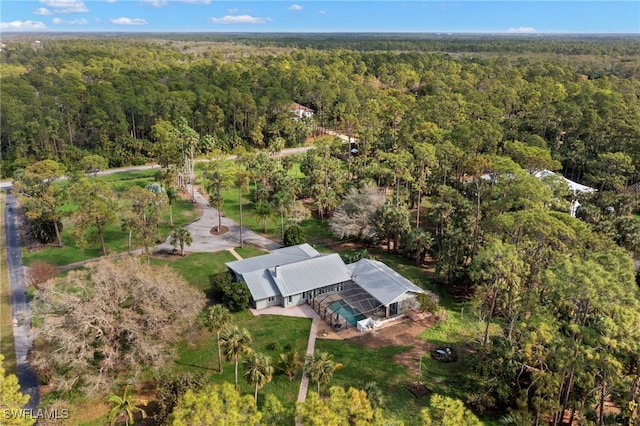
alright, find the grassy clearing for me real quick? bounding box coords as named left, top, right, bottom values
left=235, top=245, right=268, bottom=259
left=21, top=171, right=198, bottom=267
left=150, top=251, right=236, bottom=292
left=314, top=339, right=430, bottom=424
left=174, top=312, right=312, bottom=409
left=0, top=191, right=17, bottom=373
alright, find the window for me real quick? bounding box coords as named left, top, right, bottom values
left=288, top=296, right=292, bottom=303
left=268, top=296, right=275, bottom=302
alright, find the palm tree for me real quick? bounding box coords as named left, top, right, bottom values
left=106, top=385, right=147, bottom=426
left=202, top=304, right=232, bottom=373
left=170, top=227, right=193, bottom=256
left=234, top=166, right=250, bottom=248
left=254, top=200, right=273, bottom=233
left=243, top=352, right=274, bottom=404
left=305, top=351, right=342, bottom=395
left=277, top=350, right=302, bottom=381
left=145, top=182, right=167, bottom=242
left=272, top=189, right=294, bottom=242
left=315, top=186, right=339, bottom=221
left=156, top=166, right=179, bottom=225
left=204, top=161, right=227, bottom=232
left=220, top=326, right=253, bottom=387
left=403, top=227, right=433, bottom=266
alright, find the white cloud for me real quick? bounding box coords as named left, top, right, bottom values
left=140, top=0, right=168, bottom=7
left=111, top=17, right=148, bottom=25
left=179, top=0, right=212, bottom=4
left=0, top=20, right=47, bottom=31
left=209, top=15, right=270, bottom=25
left=227, top=8, right=239, bottom=14
left=52, top=17, right=88, bottom=25
left=318, top=10, right=326, bottom=15
left=34, top=7, right=52, bottom=15
left=40, top=0, right=88, bottom=14
left=507, top=27, right=537, bottom=34
left=287, top=4, right=303, bottom=11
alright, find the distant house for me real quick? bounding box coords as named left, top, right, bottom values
left=290, top=102, right=314, bottom=120
left=533, top=169, right=595, bottom=217
left=481, top=169, right=595, bottom=217
left=226, top=244, right=424, bottom=330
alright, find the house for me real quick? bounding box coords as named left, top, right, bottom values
left=227, top=243, right=321, bottom=282
left=481, top=169, right=595, bottom=217
left=533, top=169, right=595, bottom=217
left=290, top=102, right=314, bottom=120
left=226, top=244, right=425, bottom=329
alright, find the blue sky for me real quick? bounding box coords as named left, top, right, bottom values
left=0, top=1, right=638, bottom=34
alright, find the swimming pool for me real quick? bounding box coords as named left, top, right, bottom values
left=328, top=300, right=365, bottom=325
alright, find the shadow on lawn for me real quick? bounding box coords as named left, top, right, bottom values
left=174, top=361, right=218, bottom=371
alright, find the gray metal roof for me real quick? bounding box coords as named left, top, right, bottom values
left=226, top=243, right=321, bottom=276
left=349, top=259, right=424, bottom=306
left=271, top=254, right=352, bottom=297
left=242, top=269, right=280, bottom=301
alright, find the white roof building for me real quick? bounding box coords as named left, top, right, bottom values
left=226, top=245, right=424, bottom=319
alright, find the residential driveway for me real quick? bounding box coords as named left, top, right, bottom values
left=158, top=185, right=281, bottom=253
left=4, top=190, right=39, bottom=410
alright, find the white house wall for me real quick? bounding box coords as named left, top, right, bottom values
left=254, top=295, right=283, bottom=310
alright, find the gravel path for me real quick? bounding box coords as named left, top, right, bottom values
left=157, top=184, right=281, bottom=253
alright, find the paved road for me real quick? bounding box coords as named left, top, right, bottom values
left=0, top=146, right=317, bottom=190
left=4, top=190, right=39, bottom=410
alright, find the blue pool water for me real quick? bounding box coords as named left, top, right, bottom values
left=329, top=300, right=365, bottom=325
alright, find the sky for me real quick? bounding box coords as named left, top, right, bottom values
left=0, top=1, right=638, bottom=34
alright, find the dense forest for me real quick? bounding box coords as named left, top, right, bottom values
left=2, top=34, right=640, bottom=424
left=2, top=34, right=640, bottom=182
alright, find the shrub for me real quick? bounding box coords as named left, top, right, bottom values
left=283, top=224, right=305, bottom=246
left=417, top=293, right=439, bottom=313
left=155, top=371, right=206, bottom=425
left=210, top=273, right=250, bottom=312
left=28, top=217, right=63, bottom=244
left=27, top=261, right=58, bottom=290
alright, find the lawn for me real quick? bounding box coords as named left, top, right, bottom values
left=314, top=339, right=430, bottom=424
left=21, top=171, right=199, bottom=267
left=150, top=251, right=236, bottom=292
left=174, top=311, right=312, bottom=409
left=235, top=245, right=268, bottom=259
left=0, top=191, right=17, bottom=373
left=350, top=249, right=495, bottom=401
left=194, top=159, right=334, bottom=248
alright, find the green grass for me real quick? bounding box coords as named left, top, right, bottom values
left=174, top=312, right=312, bottom=409
left=21, top=172, right=198, bottom=267
left=235, top=245, right=268, bottom=259
left=357, top=249, right=498, bottom=401
left=151, top=251, right=236, bottom=292
left=194, top=159, right=334, bottom=247
left=314, top=339, right=430, bottom=425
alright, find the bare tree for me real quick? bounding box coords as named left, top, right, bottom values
left=31, top=257, right=205, bottom=395
left=329, top=184, right=385, bottom=241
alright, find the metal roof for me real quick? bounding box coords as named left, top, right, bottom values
left=242, top=269, right=280, bottom=301
left=226, top=243, right=320, bottom=276
left=270, top=254, right=352, bottom=297
left=349, top=259, right=424, bottom=306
